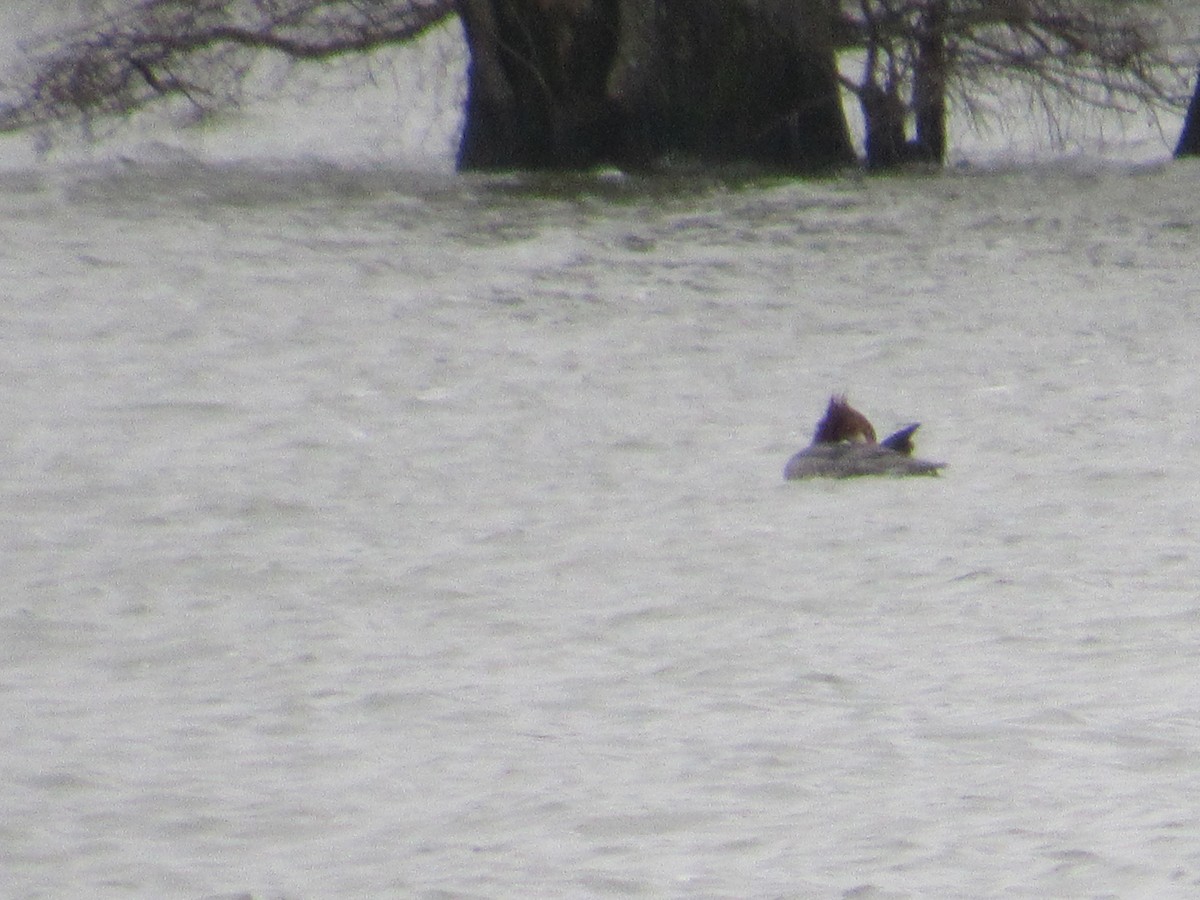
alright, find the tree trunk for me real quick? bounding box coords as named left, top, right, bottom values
left=861, top=82, right=909, bottom=170
left=911, top=0, right=947, bottom=164
left=455, top=0, right=855, bottom=172
left=1175, top=64, right=1200, bottom=158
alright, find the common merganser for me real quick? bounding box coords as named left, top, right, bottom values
left=784, top=395, right=945, bottom=479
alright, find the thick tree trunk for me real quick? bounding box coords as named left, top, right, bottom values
left=1175, top=64, right=1200, bottom=158
left=457, top=0, right=623, bottom=169
left=456, top=0, right=855, bottom=172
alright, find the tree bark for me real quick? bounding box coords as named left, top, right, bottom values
left=1175, top=64, right=1200, bottom=158
left=911, top=0, right=947, bottom=164
left=456, top=0, right=855, bottom=172
left=861, top=82, right=908, bottom=170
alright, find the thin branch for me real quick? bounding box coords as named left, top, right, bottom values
left=0, top=0, right=456, bottom=132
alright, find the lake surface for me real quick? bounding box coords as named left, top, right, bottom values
left=4, top=157, right=1200, bottom=898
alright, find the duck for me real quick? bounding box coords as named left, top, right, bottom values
left=784, top=395, right=945, bottom=479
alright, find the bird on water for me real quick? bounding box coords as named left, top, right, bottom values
left=784, top=395, right=945, bottom=479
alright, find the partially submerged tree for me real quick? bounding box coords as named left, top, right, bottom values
left=1175, top=62, right=1200, bottom=157
left=0, top=0, right=1192, bottom=171
left=456, top=0, right=855, bottom=171
left=0, top=0, right=856, bottom=172
left=833, top=0, right=1186, bottom=169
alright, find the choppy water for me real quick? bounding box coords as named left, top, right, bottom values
left=5, top=158, right=1200, bottom=898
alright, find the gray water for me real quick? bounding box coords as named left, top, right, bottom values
left=4, top=159, right=1200, bottom=898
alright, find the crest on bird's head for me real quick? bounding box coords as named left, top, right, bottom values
left=812, top=394, right=877, bottom=444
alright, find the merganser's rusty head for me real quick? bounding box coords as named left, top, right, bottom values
left=812, top=395, right=877, bottom=444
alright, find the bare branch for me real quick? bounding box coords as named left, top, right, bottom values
left=840, top=0, right=1189, bottom=128
left=0, top=0, right=457, bottom=132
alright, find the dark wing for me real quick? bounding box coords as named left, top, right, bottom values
left=880, top=423, right=920, bottom=455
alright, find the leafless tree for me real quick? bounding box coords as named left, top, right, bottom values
left=833, top=0, right=1190, bottom=168
left=0, top=0, right=456, bottom=132
left=0, top=0, right=1192, bottom=169
left=2, top=0, right=858, bottom=172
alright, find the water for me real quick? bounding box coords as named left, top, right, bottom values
left=4, top=156, right=1200, bottom=898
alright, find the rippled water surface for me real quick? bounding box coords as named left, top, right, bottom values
left=5, top=159, right=1200, bottom=898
